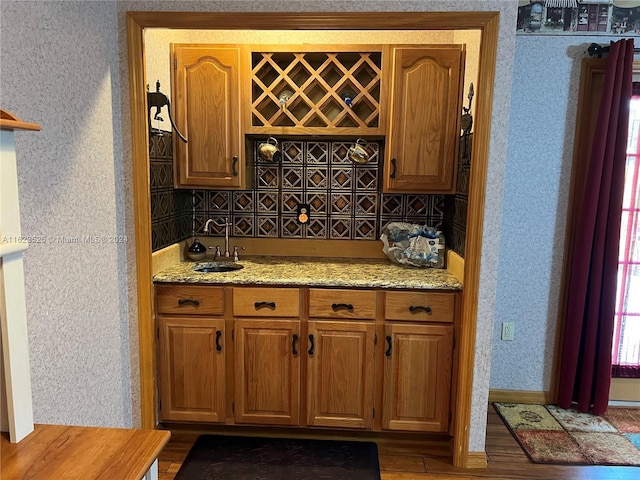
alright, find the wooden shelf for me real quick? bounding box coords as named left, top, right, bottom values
left=0, top=109, right=40, bottom=132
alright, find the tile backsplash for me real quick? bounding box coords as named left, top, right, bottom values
left=443, top=133, right=472, bottom=257
left=149, top=133, right=192, bottom=251
left=150, top=133, right=469, bottom=257
left=194, top=139, right=444, bottom=241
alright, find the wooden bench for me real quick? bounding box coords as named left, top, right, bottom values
left=1, top=424, right=170, bottom=479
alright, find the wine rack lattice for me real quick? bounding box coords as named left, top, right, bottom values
left=250, top=51, right=382, bottom=132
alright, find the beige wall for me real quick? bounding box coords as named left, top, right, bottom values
left=610, top=378, right=640, bottom=402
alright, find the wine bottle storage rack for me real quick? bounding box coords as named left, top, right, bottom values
left=250, top=51, right=383, bottom=134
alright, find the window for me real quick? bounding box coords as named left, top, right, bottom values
left=612, top=86, right=640, bottom=378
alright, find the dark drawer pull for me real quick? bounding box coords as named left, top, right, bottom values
left=292, top=334, right=299, bottom=355
left=332, top=303, right=354, bottom=311
left=308, top=334, right=315, bottom=356
left=385, top=335, right=392, bottom=356
left=232, top=156, right=238, bottom=176
left=178, top=298, right=200, bottom=306
left=390, top=158, right=397, bottom=178
left=215, top=330, right=222, bottom=352
left=409, top=305, right=432, bottom=314
left=254, top=301, right=276, bottom=309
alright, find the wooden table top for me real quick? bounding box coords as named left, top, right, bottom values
left=1, top=424, right=170, bottom=480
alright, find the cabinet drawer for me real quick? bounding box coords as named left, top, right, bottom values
left=233, top=287, right=300, bottom=317
left=385, top=291, right=455, bottom=323
left=156, top=285, right=224, bottom=316
left=309, top=289, right=377, bottom=319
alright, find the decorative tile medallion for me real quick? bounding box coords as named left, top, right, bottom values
left=330, top=217, right=352, bottom=239
left=257, top=216, right=279, bottom=237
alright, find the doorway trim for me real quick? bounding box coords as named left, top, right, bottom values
left=126, top=10, right=499, bottom=468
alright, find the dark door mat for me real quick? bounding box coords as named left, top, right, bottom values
left=174, top=434, right=381, bottom=480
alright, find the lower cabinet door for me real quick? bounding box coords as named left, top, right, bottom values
left=307, top=321, right=375, bottom=429
left=234, top=319, right=301, bottom=425
left=158, top=316, right=225, bottom=422
left=382, top=323, right=453, bottom=432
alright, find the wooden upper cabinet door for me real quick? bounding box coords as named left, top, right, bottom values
left=306, top=321, right=375, bottom=429
left=158, top=317, right=225, bottom=423
left=384, top=46, right=465, bottom=193
left=382, top=323, right=453, bottom=432
left=234, top=319, right=301, bottom=426
left=171, top=45, right=242, bottom=188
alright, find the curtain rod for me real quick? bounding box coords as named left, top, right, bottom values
left=588, top=43, right=640, bottom=58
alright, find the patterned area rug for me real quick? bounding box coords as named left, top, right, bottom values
left=494, top=403, right=640, bottom=466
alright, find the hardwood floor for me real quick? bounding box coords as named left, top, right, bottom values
left=158, top=407, right=639, bottom=480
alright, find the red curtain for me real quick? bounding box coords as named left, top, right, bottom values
left=558, top=39, right=634, bottom=415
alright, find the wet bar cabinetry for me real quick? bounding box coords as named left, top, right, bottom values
left=383, top=291, right=456, bottom=432
left=154, top=283, right=460, bottom=434
left=384, top=46, right=465, bottom=193
left=156, top=285, right=226, bottom=422
left=170, top=44, right=465, bottom=193
left=232, top=287, right=301, bottom=425
left=171, top=45, right=243, bottom=188
left=307, top=289, right=377, bottom=429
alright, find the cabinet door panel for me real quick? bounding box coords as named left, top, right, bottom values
left=172, top=45, right=242, bottom=188
left=307, top=321, right=375, bottom=429
left=382, top=323, right=453, bottom=432
left=158, top=316, right=225, bottom=422
left=234, top=319, right=300, bottom=425
left=385, top=46, right=464, bottom=193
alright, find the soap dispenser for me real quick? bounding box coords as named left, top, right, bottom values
left=187, top=238, right=206, bottom=261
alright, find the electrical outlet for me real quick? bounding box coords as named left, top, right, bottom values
left=501, top=322, right=515, bottom=341
left=296, top=203, right=310, bottom=224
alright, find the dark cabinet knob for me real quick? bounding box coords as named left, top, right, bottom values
left=331, top=303, right=354, bottom=311
left=385, top=335, right=392, bottom=356
left=232, top=156, right=238, bottom=176
left=308, top=334, right=315, bottom=355
left=215, top=330, right=222, bottom=352
left=409, top=305, right=432, bottom=314
left=292, top=334, right=299, bottom=355
left=254, top=301, right=276, bottom=309
left=178, top=298, right=200, bottom=306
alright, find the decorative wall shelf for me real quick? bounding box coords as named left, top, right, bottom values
left=248, top=46, right=386, bottom=136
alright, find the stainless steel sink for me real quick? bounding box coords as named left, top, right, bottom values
left=193, top=262, right=244, bottom=273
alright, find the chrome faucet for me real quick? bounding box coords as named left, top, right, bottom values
left=204, top=217, right=232, bottom=258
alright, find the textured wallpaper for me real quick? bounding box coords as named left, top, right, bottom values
left=0, top=0, right=132, bottom=427
left=490, top=34, right=624, bottom=393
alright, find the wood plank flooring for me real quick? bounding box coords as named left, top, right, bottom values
left=158, top=407, right=639, bottom=480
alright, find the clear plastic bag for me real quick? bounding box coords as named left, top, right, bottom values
left=380, top=222, right=445, bottom=268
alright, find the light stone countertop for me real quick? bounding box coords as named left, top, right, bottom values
left=153, top=256, right=463, bottom=290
